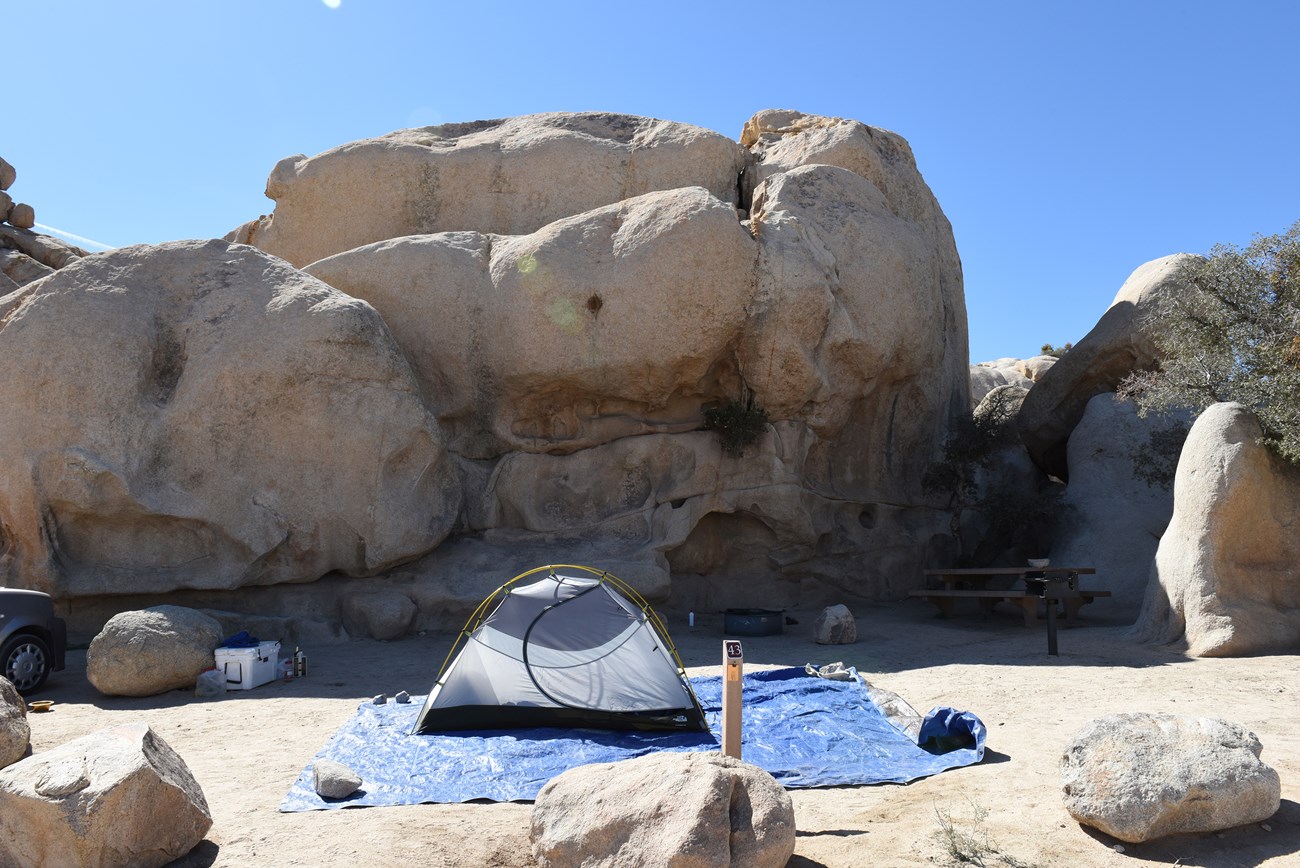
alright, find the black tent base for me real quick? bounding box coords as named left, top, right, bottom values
left=412, top=703, right=710, bottom=735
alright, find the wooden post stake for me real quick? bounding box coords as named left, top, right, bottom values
left=722, top=640, right=743, bottom=758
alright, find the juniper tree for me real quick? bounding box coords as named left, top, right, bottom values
left=1120, top=220, right=1300, bottom=464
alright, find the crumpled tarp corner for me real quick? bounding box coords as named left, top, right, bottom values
left=280, top=666, right=985, bottom=811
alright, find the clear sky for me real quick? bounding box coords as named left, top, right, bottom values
left=6, top=1, right=1298, bottom=364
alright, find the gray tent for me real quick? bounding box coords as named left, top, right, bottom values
left=412, top=565, right=707, bottom=734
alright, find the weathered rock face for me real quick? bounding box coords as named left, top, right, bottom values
left=970, top=358, right=1034, bottom=407
left=87, top=606, right=223, bottom=697
left=0, top=677, right=29, bottom=769
left=304, top=111, right=968, bottom=610
left=229, top=112, right=748, bottom=268
left=741, top=110, right=968, bottom=427
left=0, top=225, right=88, bottom=289
left=1049, top=394, right=1179, bottom=620
left=1132, top=403, right=1300, bottom=656
left=1017, top=254, right=1198, bottom=481
left=0, top=239, right=461, bottom=599
left=1061, top=712, right=1280, bottom=842
left=307, top=185, right=757, bottom=459
left=531, top=751, right=795, bottom=868
left=0, top=722, right=212, bottom=867
left=969, top=356, right=1057, bottom=408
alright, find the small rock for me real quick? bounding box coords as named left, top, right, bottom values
left=813, top=604, right=857, bottom=645
left=1113, top=844, right=1125, bottom=853
left=372, top=694, right=387, bottom=705
left=312, top=759, right=362, bottom=800
left=0, top=191, right=11, bottom=218
left=7, top=203, right=34, bottom=229
left=1262, top=823, right=1272, bottom=832
left=0, top=157, right=13, bottom=191
left=394, top=691, right=410, bottom=704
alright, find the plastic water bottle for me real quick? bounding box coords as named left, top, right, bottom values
left=689, top=611, right=695, bottom=628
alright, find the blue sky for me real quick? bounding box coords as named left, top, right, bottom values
left=6, top=1, right=1298, bottom=363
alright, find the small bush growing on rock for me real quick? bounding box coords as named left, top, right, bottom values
left=925, top=386, right=1065, bottom=563
left=1129, top=419, right=1189, bottom=489
left=1120, top=220, right=1300, bottom=465
left=1040, top=341, right=1073, bottom=358
left=703, top=394, right=769, bottom=457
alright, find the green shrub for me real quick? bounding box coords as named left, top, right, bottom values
left=703, top=396, right=769, bottom=457
left=1120, top=219, right=1300, bottom=465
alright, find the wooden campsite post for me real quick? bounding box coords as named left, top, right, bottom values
left=722, top=640, right=743, bottom=758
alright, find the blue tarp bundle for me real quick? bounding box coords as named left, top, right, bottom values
left=280, top=667, right=985, bottom=811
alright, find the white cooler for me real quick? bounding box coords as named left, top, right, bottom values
left=214, top=640, right=281, bottom=690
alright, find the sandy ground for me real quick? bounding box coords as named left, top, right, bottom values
left=20, top=599, right=1300, bottom=868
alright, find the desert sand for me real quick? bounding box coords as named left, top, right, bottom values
left=22, top=600, right=1300, bottom=867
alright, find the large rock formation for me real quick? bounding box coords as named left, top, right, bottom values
left=1048, top=394, right=1179, bottom=620
left=294, top=110, right=969, bottom=613
left=1061, top=712, right=1280, bottom=842
left=0, top=722, right=212, bottom=867
left=1132, top=403, right=1300, bottom=656
left=1017, top=254, right=1197, bottom=481
left=531, top=752, right=795, bottom=868
left=0, top=239, right=460, bottom=599
left=228, top=112, right=748, bottom=268
left=1, top=110, right=967, bottom=632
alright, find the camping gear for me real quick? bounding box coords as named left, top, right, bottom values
left=195, top=668, right=226, bottom=697
left=724, top=608, right=783, bottom=636
left=215, top=640, right=281, bottom=690
left=280, top=666, right=987, bottom=811
left=412, top=564, right=706, bottom=734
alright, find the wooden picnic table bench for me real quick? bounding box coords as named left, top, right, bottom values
left=909, top=566, right=1110, bottom=626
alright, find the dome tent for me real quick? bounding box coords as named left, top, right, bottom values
left=411, top=565, right=707, bottom=734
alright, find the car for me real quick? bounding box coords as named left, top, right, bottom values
left=0, top=588, right=67, bottom=695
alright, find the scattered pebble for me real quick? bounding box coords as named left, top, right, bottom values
left=1113, top=844, right=1125, bottom=853
left=1261, top=823, right=1272, bottom=832
left=395, top=691, right=410, bottom=704
left=372, top=693, right=387, bottom=705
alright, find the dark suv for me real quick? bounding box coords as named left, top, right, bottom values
left=0, top=588, right=67, bottom=694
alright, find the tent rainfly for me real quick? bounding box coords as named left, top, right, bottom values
left=411, top=565, right=707, bottom=734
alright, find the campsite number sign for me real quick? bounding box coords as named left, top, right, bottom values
left=722, top=640, right=743, bottom=759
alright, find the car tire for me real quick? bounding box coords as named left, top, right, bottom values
left=1, top=633, right=51, bottom=695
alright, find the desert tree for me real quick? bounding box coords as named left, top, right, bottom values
left=1120, top=219, right=1300, bottom=465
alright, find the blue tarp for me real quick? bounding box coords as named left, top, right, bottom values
left=280, top=667, right=985, bottom=811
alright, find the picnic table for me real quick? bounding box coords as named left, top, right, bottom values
left=909, top=566, right=1109, bottom=627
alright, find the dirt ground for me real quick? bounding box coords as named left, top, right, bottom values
left=21, top=599, right=1300, bottom=867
